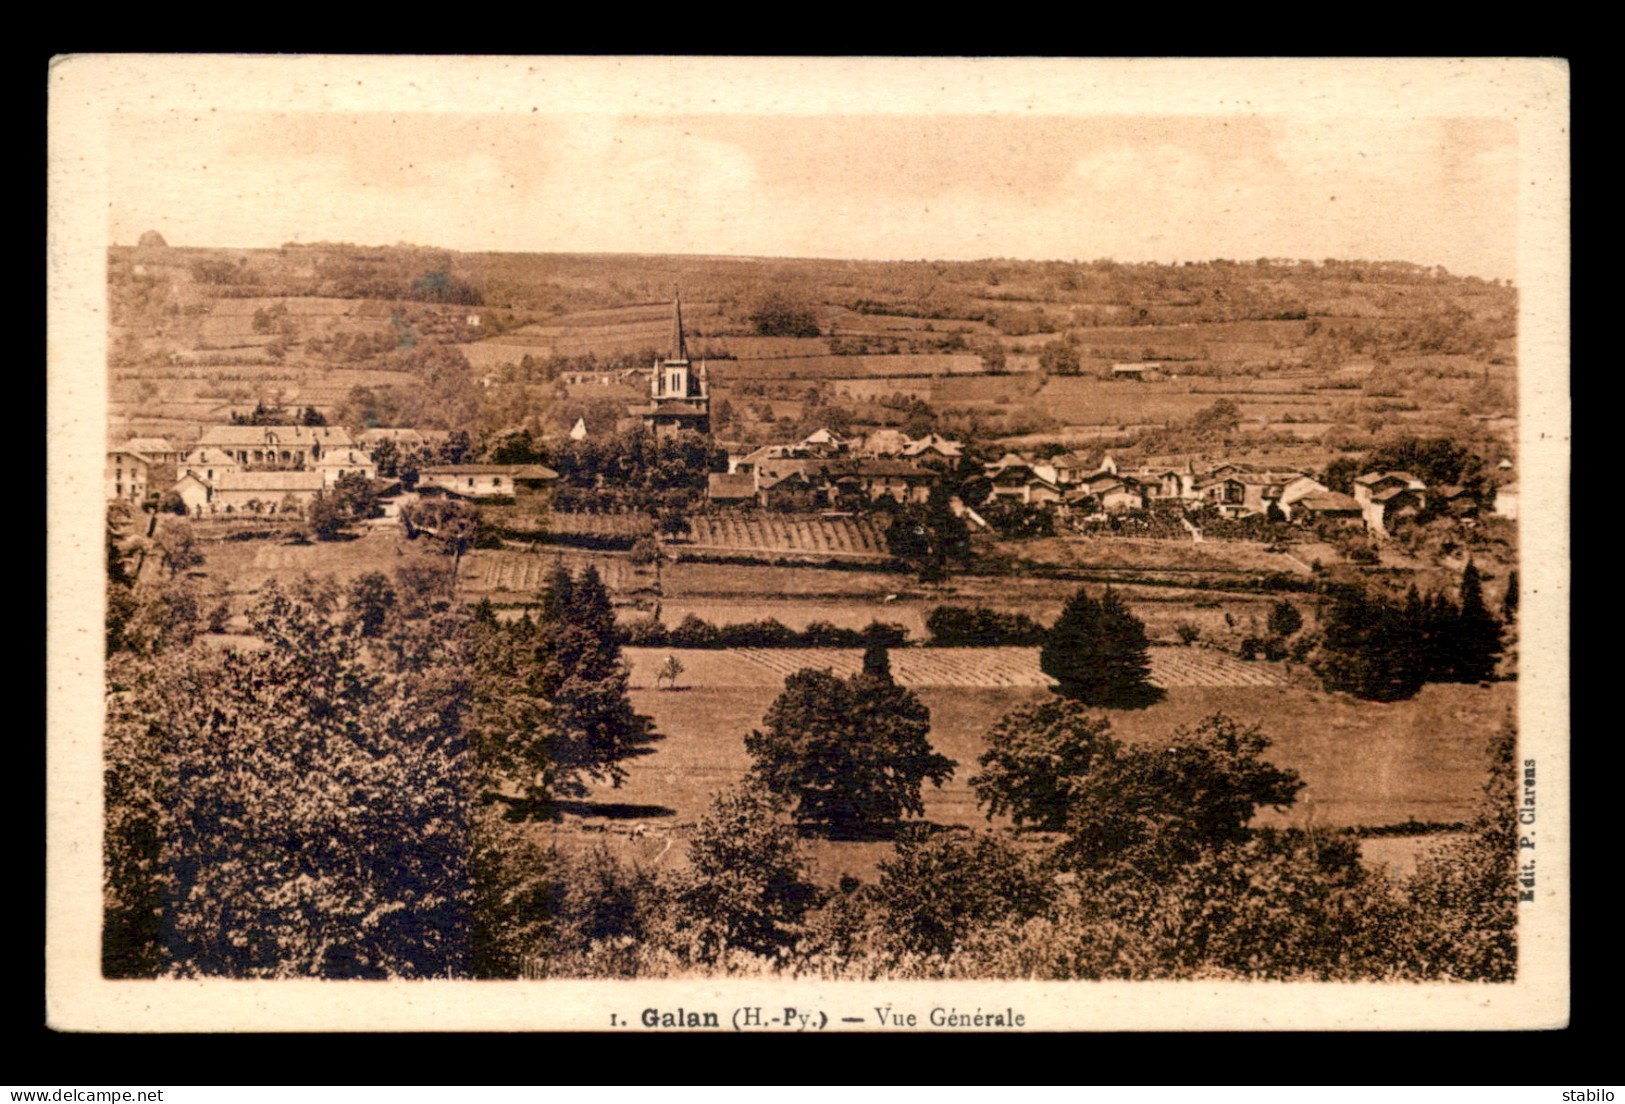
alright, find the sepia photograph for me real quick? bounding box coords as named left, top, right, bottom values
left=47, top=55, right=1569, bottom=1032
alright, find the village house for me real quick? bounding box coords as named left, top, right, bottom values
left=859, top=429, right=912, bottom=457
left=418, top=464, right=559, bottom=501
left=210, top=470, right=326, bottom=515
left=1072, top=476, right=1147, bottom=514
left=837, top=458, right=937, bottom=505
left=706, top=471, right=756, bottom=507
left=1033, top=451, right=1094, bottom=487
left=1276, top=473, right=1332, bottom=515
left=195, top=424, right=356, bottom=469
left=1195, top=467, right=1322, bottom=519
left=753, top=465, right=819, bottom=510
left=121, top=436, right=185, bottom=467
left=313, top=447, right=380, bottom=488
left=169, top=472, right=213, bottom=516
left=717, top=453, right=937, bottom=509
left=985, top=456, right=1064, bottom=507
left=106, top=448, right=152, bottom=505
left=1127, top=463, right=1199, bottom=502
left=1352, top=471, right=1429, bottom=536
left=627, top=294, right=711, bottom=438
left=900, top=433, right=964, bottom=463
left=178, top=448, right=242, bottom=484
left=799, top=427, right=850, bottom=455
left=1433, top=484, right=1482, bottom=518
left=1291, top=491, right=1364, bottom=527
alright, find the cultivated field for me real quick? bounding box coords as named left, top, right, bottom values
left=661, top=560, right=914, bottom=599
left=684, top=514, right=892, bottom=559
left=624, top=645, right=1289, bottom=691
left=558, top=679, right=1513, bottom=882
left=460, top=548, right=641, bottom=596
left=653, top=599, right=931, bottom=639
left=1014, top=536, right=1313, bottom=576
left=1029, top=376, right=1339, bottom=428
left=712, top=354, right=986, bottom=380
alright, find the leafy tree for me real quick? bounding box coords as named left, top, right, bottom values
left=970, top=699, right=1121, bottom=830
left=489, top=429, right=542, bottom=466
left=1054, top=714, right=1304, bottom=876
left=308, top=493, right=348, bottom=542
left=1187, top=398, right=1243, bottom=437
left=874, top=831, right=1052, bottom=958
left=979, top=497, right=1055, bottom=539
left=745, top=668, right=955, bottom=838
left=309, top=472, right=381, bottom=541
left=1313, top=584, right=1428, bottom=701
left=1035, top=828, right=1391, bottom=981
left=748, top=291, right=821, bottom=338
left=103, top=585, right=474, bottom=977
left=628, top=535, right=662, bottom=568
left=676, top=781, right=817, bottom=961
left=346, top=571, right=397, bottom=637
left=470, top=565, right=653, bottom=816
left=1502, top=568, right=1519, bottom=622
left=886, top=485, right=971, bottom=583
left=1367, top=436, right=1487, bottom=493
left=370, top=438, right=401, bottom=480
left=1320, top=455, right=1363, bottom=496
left=1402, top=717, right=1518, bottom=979
left=1267, top=599, right=1304, bottom=638
left=106, top=507, right=139, bottom=656
left=1040, top=587, right=1156, bottom=707
left=404, top=497, right=480, bottom=572
left=154, top=517, right=203, bottom=578
left=655, top=654, right=685, bottom=690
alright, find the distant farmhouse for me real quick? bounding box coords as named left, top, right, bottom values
left=418, top=464, right=558, bottom=501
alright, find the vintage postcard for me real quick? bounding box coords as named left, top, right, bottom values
left=47, top=55, right=1569, bottom=1031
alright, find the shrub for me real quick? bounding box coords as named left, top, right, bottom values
left=1267, top=600, right=1304, bottom=638
left=1054, top=714, right=1304, bottom=876
left=874, top=831, right=1053, bottom=958
left=677, top=782, right=818, bottom=962
left=970, top=699, right=1121, bottom=831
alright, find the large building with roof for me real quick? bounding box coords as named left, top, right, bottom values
left=628, top=293, right=710, bottom=438
left=195, top=424, right=355, bottom=469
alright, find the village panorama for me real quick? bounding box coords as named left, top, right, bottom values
left=103, top=239, right=1520, bottom=982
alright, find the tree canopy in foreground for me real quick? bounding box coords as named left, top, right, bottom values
left=746, top=667, right=955, bottom=838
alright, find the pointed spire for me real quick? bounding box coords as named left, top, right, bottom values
left=671, top=288, right=688, bottom=363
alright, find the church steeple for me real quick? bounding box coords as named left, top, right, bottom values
left=670, top=289, right=688, bottom=363
left=637, top=289, right=710, bottom=437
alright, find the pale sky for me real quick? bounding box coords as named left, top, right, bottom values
left=101, top=61, right=1524, bottom=279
